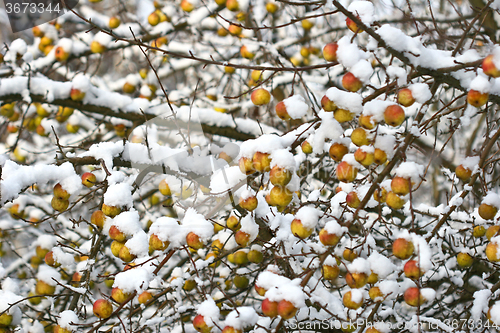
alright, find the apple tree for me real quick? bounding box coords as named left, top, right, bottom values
left=1, top=0, right=500, bottom=332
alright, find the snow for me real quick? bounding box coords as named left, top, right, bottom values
left=265, top=278, right=306, bottom=308
left=0, top=161, right=82, bottom=204
left=224, top=307, right=259, bottom=330
left=325, top=87, right=363, bottom=114
left=109, top=210, right=143, bottom=235
left=483, top=192, right=500, bottom=208
left=420, top=288, right=436, bottom=303
left=104, top=183, right=133, bottom=208
left=72, top=73, right=91, bottom=92
left=460, top=156, right=480, bottom=170
left=58, top=310, right=79, bottom=330
left=51, top=247, right=75, bottom=269
left=0, top=290, right=22, bottom=313
left=411, top=234, right=433, bottom=271
left=37, top=235, right=57, bottom=250
left=282, top=95, right=309, bottom=119
left=348, top=288, right=364, bottom=303
left=347, top=258, right=370, bottom=275
left=347, top=1, right=376, bottom=25
left=149, top=217, right=179, bottom=243
left=323, top=220, right=347, bottom=236
left=374, top=135, right=396, bottom=157
left=182, top=208, right=214, bottom=241
left=125, top=232, right=149, bottom=257
left=239, top=215, right=259, bottom=243
left=350, top=60, right=374, bottom=84
left=336, top=36, right=368, bottom=68
left=367, top=252, right=396, bottom=278
left=270, top=149, right=296, bottom=170
left=94, top=32, right=113, bottom=46
left=37, top=265, right=61, bottom=286
left=378, top=280, right=399, bottom=300
left=489, top=301, right=500, bottom=325
left=394, top=162, right=424, bottom=181
left=469, top=75, right=491, bottom=94
left=113, top=265, right=155, bottom=294
left=409, top=83, right=432, bottom=103
left=386, top=66, right=407, bottom=86
left=256, top=271, right=290, bottom=291
left=471, top=289, right=491, bottom=320
left=294, top=206, right=320, bottom=229
left=197, top=298, right=220, bottom=326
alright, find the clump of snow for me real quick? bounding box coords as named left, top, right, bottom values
left=367, top=252, right=395, bottom=278
left=58, top=310, right=79, bottom=330
left=240, top=215, right=259, bottom=243
left=0, top=290, right=22, bottom=313
left=72, top=73, right=91, bottom=92
left=283, top=95, right=308, bottom=119
left=323, top=220, right=347, bottom=236
left=325, top=87, right=363, bottom=114
left=409, top=83, right=432, bottom=103
left=113, top=266, right=154, bottom=294
left=471, top=289, right=491, bottom=320
left=469, top=75, right=491, bottom=94
left=347, top=1, right=375, bottom=25
left=347, top=258, right=371, bottom=275
left=94, top=32, right=113, bottom=46
left=270, top=149, right=296, bottom=170
left=294, top=206, right=320, bottom=229
left=37, top=265, right=61, bottom=286
left=197, top=297, right=220, bottom=326
left=336, top=36, right=368, bottom=68
left=394, top=161, right=424, bottom=181
left=378, top=280, right=399, bottom=300
left=37, top=235, right=57, bottom=250
left=483, top=192, right=500, bottom=208
left=125, top=231, right=149, bottom=257
left=109, top=210, right=143, bottom=236
left=347, top=288, right=364, bottom=303
left=57, top=38, right=73, bottom=53
left=224, top=307, right=259, bottom=330
left=374, top=135, right=396, bottom=158
left=239, top=134, right=284, bottom=158
left=51, top=247, right=75, bottom=269
left=420, top=288, right=436, bottom=303
left=386, top=66, right=407, bottom=86
left=210, top=166, right=247, bottom=195
left=460, top=156, right=480, bottom=170
left=489, top=301, right=500, bottom=325
left=182, top=208, right=214, bottom=241
left=265, top=279, right=306, bottom=308
left=411, top=234, right=432, bottom=271
left=350, top=60, right=374, bottom=84
left=256, top=271, right=290, bottom=290
left=104, top=182, right=133, bottom=208
left=149, top=217, right=179, bottom=243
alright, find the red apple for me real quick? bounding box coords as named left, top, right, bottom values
left=321, top=95, right=337, bottom=112
left=290, top=218, right=313, bottom=239
left=51, top=196, right=69, bottom=212
left=149, top=234, right=170, bottom=252
left=158, top=179, right=172, bottom=196
left=102, top=204, right=121, bottom=217
left=275, top=101, right=290, bottom=120
left=322, top=264, right=340, bottom=280
left=455, top=164, right=472, bottom=182
left=323, top=42, right=338, bottom=62
left=346, top=16, right=363, bottom=33
left=373, top=148, right=387, bottom=165
left=329, top=142, right=348, bottom=162
left=93, top=299, right=113, bottom=319
left=301, top=141, right=313, bottom=154
left=351, top=127, right=370, bottom=146
left=404, top=260, right=423, bottom=279
left=479, top=203, right=498, bottom=220
left=277, top=299, right=297, bottom=319
left=386, top=191, right=405, bottom=209
left=346, top=191, right=361, bottom=208
left=358, top=114, right=376, bottom=129
left=457, top=252, right=473, bottom=267
left=251, top=88, right=271, bottom=105
left=193, top=314, right=212, bottom=333
left=398, top=88, right=415, bottom=107
left=391, top=176, right=411, bottom=195
left=392, top=238, right=414, bottom=259
left=91, top=210, right=106, bottom=229
left=404, top=287, right=425, bottom=307
left=81, top=172, right=97, bottom=188
left=486, top=242, right=500, bottom=262
left=109, top=225, right=127, bottom=242
left=239, top=157, right=255, bottom=175
left=53, top=183, right=70, bottom=200
left=240, top=45, right=255, bottom=59
left=138, top=291, right=153, bottom=304
left=262, top=298, right=279, bottom=317
left=44, top=251, right=60, bottom=267
left=235, top=230, right=251, bottom=247
left=345, top=272, right=368, bottom=288
left=239, top=195, right=258, bottom=211
left=186, top=232, right=204, bottom=250
left=384, top=105, right=405, bottom=127
left=482, top=54, right=500, bottom=77
left=269, top=186, right=293, bottom=207
left=270, top=166, right=292, bottom=186
left=342, top=72, right=363, bottom=92
left=369, top=286, right=384, bottom=301
left=55, top=46, right=70, bottom=62
left=319, top=228, right=341, bottom=247
left=467, top=89, right=489, bottom=107
left=111, top=287, right=131, bottom=304
left=70, top=88, right=85, bottom=101
left=336, top=161, right=358, bottom=183
left=253, top=151, right=271, bottom=172
left=354, top=147, right=374, bottom=167
left=35, top=280, right=56, bottom=295
left=343, top=290, right=363, bottom=309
